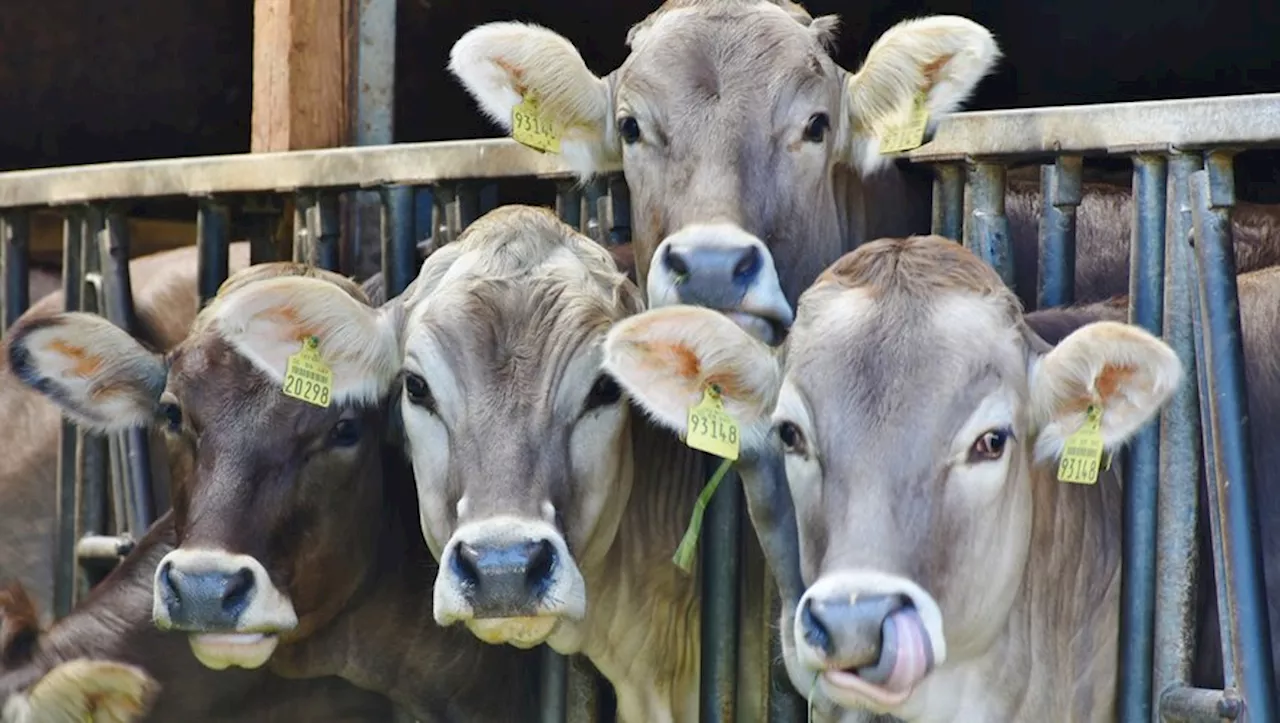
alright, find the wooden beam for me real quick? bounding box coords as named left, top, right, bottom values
left=251, top=0, right=352, bottom=152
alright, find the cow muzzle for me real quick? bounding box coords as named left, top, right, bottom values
left=152, top=548, right=299, bottom=670
left=433, top=516, right=586, bottom=648
left=793, top=572, right=946, bottom=712
left=648, top=223, right=794, bottom=345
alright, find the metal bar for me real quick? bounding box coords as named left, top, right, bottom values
left=930, top=163, right=964, bottom=242
left=607, top=175, right=631, bottom=245
left=1190, top=153, right=1278, bottom=722
left=1119, top=153, right=1167, bottom=723
left=75, top=207, right=108, bottom=595
left=2, top=211, right=30, bottom=331
left=293, top=191, right=315, bottom=263
left=539, top=644, right=568, bottom=723
left=904, top=92, right=1280, bottom=162
left=242, top=195, right=283, bottom=265
left=700, top=458, right=743, bottom=722
left=583, top=179, right=608, bottom=243
left=309, top=191, right=342, bottom=272
left=1036, top=156, right=1082, bottom=309
left=197, top=198, right=231, bottom=305
left=556, top=183, right=583, bottom=232
left=74, top=534, right=136, bottom=561
left=1161, top=687, right=1243, bottom=721
left=51, top=210, right=83, bottom=620
left=443, top=182, right=480, bottom=236
left=1154, top=153, right=1206, bottom=718
left=380, top=186, right=417, bottom=299
left=964, top=162, right=1014, bottom=289
left=99, top=212, right=155, bottom=535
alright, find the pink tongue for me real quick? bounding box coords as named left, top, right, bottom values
left=880, top=608, right=931, bottom=694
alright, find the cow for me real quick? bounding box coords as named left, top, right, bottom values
left=446, top=0, right=1280, bottom=342
left=3, top=261, right=543, bottom=721
left=0, top=243, right=253, bottom=625
left=599, top=234, right=1193, bottom=720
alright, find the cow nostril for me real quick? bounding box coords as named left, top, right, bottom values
left=800, top=598, right=832, bottom=656
left=525, top=539, right=556, bottom=593
left=221, top=567, right=255, bottom=616
left=732, top=245, right=761, bottom=281
left=452, top=543, right=481, bottom=588
left=158, top=562, right=178, bottom=602
left=663, top=246, right=690, bottom=278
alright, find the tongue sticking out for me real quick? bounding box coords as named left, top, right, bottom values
left=822, top=607, right=933, bottom=707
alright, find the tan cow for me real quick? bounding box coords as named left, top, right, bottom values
left=602, top=235, right=1183, bottom=721
left=448, top=0, right=1280, bottom=341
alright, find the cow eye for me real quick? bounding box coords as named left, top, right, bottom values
left=583, top=374, right=623, bottom=413
left=618, top=115, right=642, bottom=144
left=969, top=428, right=1013, bottom=463
left=328, top=418, right=363, bottom=448
left=776, top=420, right=807, bottom=455
left=802, top=113, right=830, bottom=143
left=157, top=400, right=183, bottom=433
left=403, top=372, right=436, bottom=413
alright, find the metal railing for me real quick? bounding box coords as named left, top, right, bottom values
left=0, top=90, right=1277, bottom=722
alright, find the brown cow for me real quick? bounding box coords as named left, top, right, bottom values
left=447, top=0, right=1280, bottom=341
left=4, top=262, right=542, bottom=721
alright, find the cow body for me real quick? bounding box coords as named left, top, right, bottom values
left=4, top=262, right=541, bottom=722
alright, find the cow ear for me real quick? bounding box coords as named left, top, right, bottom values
left=5, top=313, right=166, bottom=433
left=603, top=306, right=781, bottom=448
left=449, top=22, right=618, bottom=178
left=1028, top=321, right=1182, bottom=463
left=6, top=658, right=160, bottom=723
left=210, top=277, right=402, bottom=407
left=842, top=15, right=1001, bottom=176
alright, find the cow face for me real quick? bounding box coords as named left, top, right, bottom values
left=603, top=235, right=1180, bottom=717
left=5, top=265, right=401, bottom=672
left=392, top=206, right=642, bottom=648
left=449, top=2, right=1000, bottom=344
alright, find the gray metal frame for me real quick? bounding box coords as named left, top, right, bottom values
left=0, top=91, right=1277, bottom=723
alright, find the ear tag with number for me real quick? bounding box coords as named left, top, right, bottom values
left=511, top=94, right=562, bottom=154
left=684, top=383, right=740, bottom=461
left=878, top=89, right=930, bottom=154
left=1057, top=404, right=1105, bottom=485
left=282, top=336, right=333, bottom=409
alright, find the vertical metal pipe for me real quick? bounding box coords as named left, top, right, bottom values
left=197, top=198, right=231, bottom=306
left=432, top=184, right=456, bottom=245
left=965, top=162, right=1014, bottom=289
left=380, top=186, right=417, bottom=299
left=52, top=210, right=83, bottom=620
left=1154, top=153, right=1206, bottom=716
left=1120, top=154, right=1167, bottom=723
left=583, top=179, right=608, bottom=243
left=2, top=211, right=31, bottom=332
left=243, top=195, right=283, bottom=265
left=701, top=458, right=743, bottom=722
left=540, top=644, right=568, bottom=723
left=293, top=191, right=316, bottom=263
left=448, top=182, right=481, bottom=234
left=556, top=183, right=583, bottom=232
left=99, top=212, right=155, bottom=534
left=309, top=192, right=342, bottom=272
left=930, top=163, right=964, bottom=242
left=1036, top=156, right=1082, bottom=310
left=607, top=175, right=631, bottom=245
left=1190, top=154, right=1278, bottom=722
left=76, top=208, right=108, bottom=580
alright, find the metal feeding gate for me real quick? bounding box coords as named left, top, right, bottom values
left=0, top=91, right=1278, bottom=722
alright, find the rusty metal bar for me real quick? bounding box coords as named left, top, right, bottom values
left=2, top=210, right=30, bottom=332
left=1189, top=153, right=1277, bottom=723
left=1036, top=156, right=1082, bottom=309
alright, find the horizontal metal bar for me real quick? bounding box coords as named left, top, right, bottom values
left=75, top=534, right=136, bottom=561
left=1160, top=685, right=1242, bottom=721
left=906, top=92, right=1280, bottom=162
left=0, top=139, right=603, bottom=209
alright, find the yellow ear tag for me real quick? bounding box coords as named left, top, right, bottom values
left=282, top=336, right=333, bottom=408
left=684, top=383, right=740, bottom=461
left=1057, top=404, right=1105, bottom=485
left=511, top=94, right=561, bottom=154
left=878, top=89, right=930, bottom=154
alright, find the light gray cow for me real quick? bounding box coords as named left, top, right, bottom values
left=602, top=235, right=1182, bottom=721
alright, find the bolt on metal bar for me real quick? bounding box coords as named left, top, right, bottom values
left=2, top=210, right=30, bottom=332
left=1154, top=153, right=1207, bottom=719
left=930, top=163, right=964, bottom=242
left=700, top=454, right=744, bottom=722
left=1119, top=153, right=1168, bottom=723
left=100, top=211, right=156, bottom=535
left=1036, top=156, right=1082, bottom=310
left=1162, top=686, right=1244, bottom=721
left=197, top=198, right=231, bottom=306
left=1189, top=153, right=1278, bottom=723
left=52, top=209, right=83, bottom=620
left=964, top=162, right=1014, bottom=290
left=380, top=185, right=417, bottom=299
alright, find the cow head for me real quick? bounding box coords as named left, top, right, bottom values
left=603, top=235, right=1180, bottom=717
left=389, top=205, right=643, bottom=649
left=5, top=264, right=401, bottom=671
left=449, top=1, right=1000, bottom=344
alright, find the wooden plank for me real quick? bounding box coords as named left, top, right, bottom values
left=251, top=0, right=352, bottom=152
